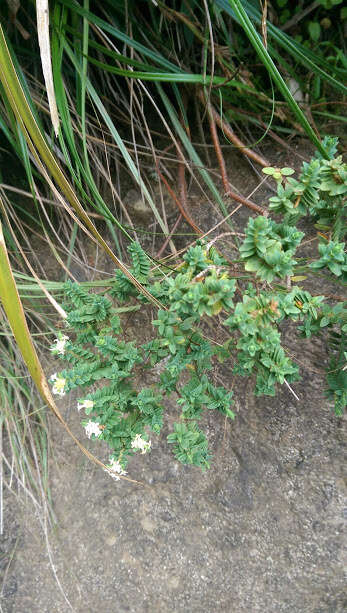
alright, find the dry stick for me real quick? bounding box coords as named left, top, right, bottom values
left=157, top=170, right=203, bottom=235
left=194, top=96, right=211, bottom=167
left=207, top=104, right=229, bottom=193
left=224, top=104, right=310, bottom=161
left=0, top=184, right=103, bottom=218
left=198, top=91, right=269, bottom=168
left=157, top=214, right=183, bottom=258
left=211, top=104, right=269, bottom=168
left=206, top=105, right=267, bottom=216
left=157, top=140, right=188, bottom=257
left=281, top=0, right=320, bottom=31
left=178, top=145, right=188, bottom=214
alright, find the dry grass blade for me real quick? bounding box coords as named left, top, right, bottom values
left=36, top=0, right=59, bottom=136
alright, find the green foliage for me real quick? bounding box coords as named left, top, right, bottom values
left=315, top=136, right=339, bottom=160
left=299, top=301, right=347, bottom=337
left=225, top=292, right=300, bottom=396
left=268, top=183, right=296, bottom=215
left=109, top=242, right=150, bottom=301
left=266, top=142, right=346, bottom=239
left=272, top=0, right=346, bottom=83
left=318, top=0, right=343, bottom=9
left=1, top=0, right=346, bottom=492
left=127, top=242, right=150, bottom=281
left=310, top=240, right=347, bottom=277
left=51, top=242, right=239, bottom=471
left=239, top=216, right=303, bottom=282
left=167, top=422, right=211, bottom=470
left=319, top=157, right=347, bottom=196
left=66, top=295, right=112, bottom=328
left=49, top=143, right=346, bottom=474
left=287, top=159, right=322, bottom=211
left=262, top=167, right=295, bottom=183
left=135, top=388, right=164, bottom=434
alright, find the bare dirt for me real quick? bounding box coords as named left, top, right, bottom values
left=1, top=141, right=346, bottom=613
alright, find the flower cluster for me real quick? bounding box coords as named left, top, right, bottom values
left=77, top=399, right=94, bottom=412
left=50, top=373, right=67, bottom=397
left=104, top=457, right=127, bottom=481
left=84, top=420, right=102, bottom=439
left=131, top=434, right=151, bottom=454
left=50, top=334, right=69, bottom=356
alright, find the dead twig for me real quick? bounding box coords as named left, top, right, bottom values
left=157, top=214, right=183, bottom=258
left=281, top=1, right=320, bottom=32
left=157, top=170, right=202, bottom=235
left=198, top=91, right=270, bottom=168
left=206, top=102, right=267, bottom=215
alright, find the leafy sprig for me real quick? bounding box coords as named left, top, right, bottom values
left=49, top=140, right=346, bottom=475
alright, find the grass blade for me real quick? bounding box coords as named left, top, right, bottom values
left=0, top=24, right=163, bottom=308
left=36, top=0, right=60, bottom=136
left=227, top=0, right=328, bottom=158
left=217, top=0, right=347, bottom=93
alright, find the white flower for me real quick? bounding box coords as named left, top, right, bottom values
left=85, top=420, right=102, bottom=439
left=104, top=458, right=127, bottom=481
left=50, top=335, right=69, bottom=355
left=77, top=399, right=94, bottom=412
left=131, top=434, right=151, bottom=454
left=50, top=373, right=67, bottom=397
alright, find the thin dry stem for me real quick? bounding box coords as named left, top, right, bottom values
left=199, top=91, right=269, bottom=168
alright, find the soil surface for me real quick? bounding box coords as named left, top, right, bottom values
left=1, top=141, right=346, bottom=613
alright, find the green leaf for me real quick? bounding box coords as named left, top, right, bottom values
left=308, top=21, right=321, bottom=42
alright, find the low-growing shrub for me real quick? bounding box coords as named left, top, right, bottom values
left=49, top=138, right=346, bottom=478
